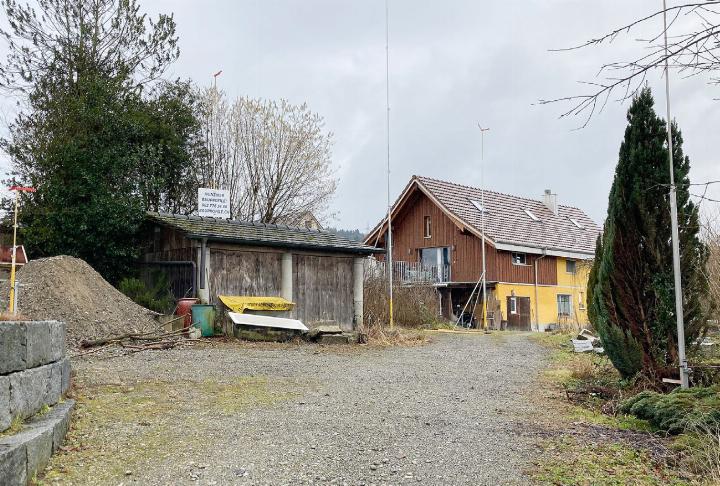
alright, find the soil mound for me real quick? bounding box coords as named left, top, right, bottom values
left=10, top=255, right=158, bottom=348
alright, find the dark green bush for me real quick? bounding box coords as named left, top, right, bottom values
left=118, top=273, right=174, bottom=314
left=620, top=386, right=720, bottom=434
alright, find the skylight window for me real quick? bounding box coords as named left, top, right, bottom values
left=524, top=209, right=539, bottom=221
left=569, top=218, right=584, bottom=229
left=469, top=199, right=487, bottom=213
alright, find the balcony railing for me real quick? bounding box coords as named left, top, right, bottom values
left=365, top=259, right=451, bottom=284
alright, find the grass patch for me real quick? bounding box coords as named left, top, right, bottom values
left=40, top=376, right=295, bottom=484
left=1, top=415, right=24, bottom=436
left=533, top=435, right=692, bottom=486
left=568, top=406, right=654, bottom=432
left=527, top=331, right=706, bottom=484
left=420, top=320, right=457, bottom=331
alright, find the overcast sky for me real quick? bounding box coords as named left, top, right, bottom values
left=4, top=1, right=720, bottom=231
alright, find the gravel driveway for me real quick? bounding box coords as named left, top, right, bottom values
left=50, top=332, right=548, bottom=485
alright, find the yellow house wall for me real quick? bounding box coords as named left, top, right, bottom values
left=492, top=257, right=592, bottom=330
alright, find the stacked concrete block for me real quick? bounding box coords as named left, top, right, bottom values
left=0, top=321, right=74, bottom=485
left=0, top=400, right=75, bottom=485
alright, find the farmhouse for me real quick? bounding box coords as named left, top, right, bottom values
left=143, top=212, right=379, bottom=331
left=364, top=176, right=602, bottom=331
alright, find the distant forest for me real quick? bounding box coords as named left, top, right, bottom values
left=326, top=227, right=365, bottom=241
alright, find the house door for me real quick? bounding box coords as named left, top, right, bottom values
left=506, top=296, right=531, bottom=331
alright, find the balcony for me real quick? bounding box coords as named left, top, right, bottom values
left=365, top=259, right=451, bottom=284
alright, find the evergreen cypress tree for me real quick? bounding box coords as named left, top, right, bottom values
left=588, top=87, right=710, bottom=382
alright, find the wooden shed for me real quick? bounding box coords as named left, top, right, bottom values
left=143, top=212, right=380, bottom=331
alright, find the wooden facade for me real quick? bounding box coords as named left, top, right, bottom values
left=142, top=220, right=368, bottom=331
left=376, top=190, right=558, bottom=285
left=293, top=254, right=354, bottom=326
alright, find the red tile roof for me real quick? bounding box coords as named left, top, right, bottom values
left=415, top=176, right=600, bottom=256
left=365, top=176, right=601, bottom=257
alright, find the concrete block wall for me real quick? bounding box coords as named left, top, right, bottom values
left=0, top=321, right=74, bottom=485
left=1, top=321, right=70, bottom=431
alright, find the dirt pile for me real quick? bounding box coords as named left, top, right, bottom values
left=11, top=255, right=158, bottom=348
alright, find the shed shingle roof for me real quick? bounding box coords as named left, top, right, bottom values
left=147, top=212, right=379, bottom=255
left=416, top=177, right=601, bottom=256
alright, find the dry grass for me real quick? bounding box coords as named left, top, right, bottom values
left=0, top=312, right=31, bottom=321
left=363, top=326, right=430, bottom=347
left=363, top=276, right=442, bottom=328
left=675, top=419, right=720, bottom=483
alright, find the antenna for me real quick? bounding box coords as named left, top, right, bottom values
left=385, top=0, right=394, bottom=329
left=213, top=70, right=222, bottom=90
left=478, top=125, right=489, bottom=330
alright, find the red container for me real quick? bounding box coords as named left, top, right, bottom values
left=176, top=298, right=200, bottom=329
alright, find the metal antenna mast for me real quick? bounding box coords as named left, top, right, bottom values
left=662, top=0, right=689, bottom=388
left=385, top=0, right=394, bottom=328
left=478, top=125, right=490, bottom=330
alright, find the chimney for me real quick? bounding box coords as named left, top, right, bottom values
left=543, top=189, right=558, bottom=216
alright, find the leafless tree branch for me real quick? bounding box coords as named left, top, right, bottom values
left=540, top=2, right=720, bottom=126
left=197, top=89, right=338, bottom=224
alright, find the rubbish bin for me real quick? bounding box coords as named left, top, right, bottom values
left=191, top=304, right=216, bottom=337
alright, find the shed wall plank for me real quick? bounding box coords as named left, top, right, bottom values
left=293, top=254, right=354, bottom=330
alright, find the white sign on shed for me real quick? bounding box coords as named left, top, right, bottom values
left=198, top=188, right=231, bottom=219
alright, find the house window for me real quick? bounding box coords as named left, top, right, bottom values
left=509, top=297, right=517, bottom=314
left=557, top=294, right=572, bottom=316
left=578, top=291, right=586, bottom=310
left=566, top=259, right=577, bottom=274
left=511, top=252, right=527, bottom=265
left=424, top=216, right=431, bottom=238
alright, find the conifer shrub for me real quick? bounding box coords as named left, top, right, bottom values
left=620, top=386, right=720, bottom=434
left=118, top=273, right=174, bottom=314
left=588, top=88, right=711, bottom=382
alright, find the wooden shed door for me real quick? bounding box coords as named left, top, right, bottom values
left=506, top=296, right=531, bottom=331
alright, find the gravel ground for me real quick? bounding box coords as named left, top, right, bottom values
left=56, top=332, right=548, bottom=485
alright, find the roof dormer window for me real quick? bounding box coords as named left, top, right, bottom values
left=524, top=209, right=539, bottom=222
left=470, top=199, right=488, bottom=213
left=569, top=217, right=584, bottom=229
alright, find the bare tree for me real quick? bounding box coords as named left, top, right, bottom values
left=541, top=1, right=720, bottom=126
left=701, top=209, right=720, bottom=323
left=198, top=89, right=337, bottom=224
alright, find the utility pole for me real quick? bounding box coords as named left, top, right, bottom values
left=8, top=186, right=35, bottom=314
left=478, top=125, right=490, bottom=330
left=210, top=70, right=222, bottom=191
left=385, top=0, right=394, bottom=329
left=662, top=0, right=689, bottom=388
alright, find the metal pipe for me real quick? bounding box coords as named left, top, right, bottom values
left=478, top=125, right=490, bottom=330
left=385, top=0, right=394, bottom=329
left=534, top=249, right=547, bottom=331
left=662, top=0, right=689, bottom=388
